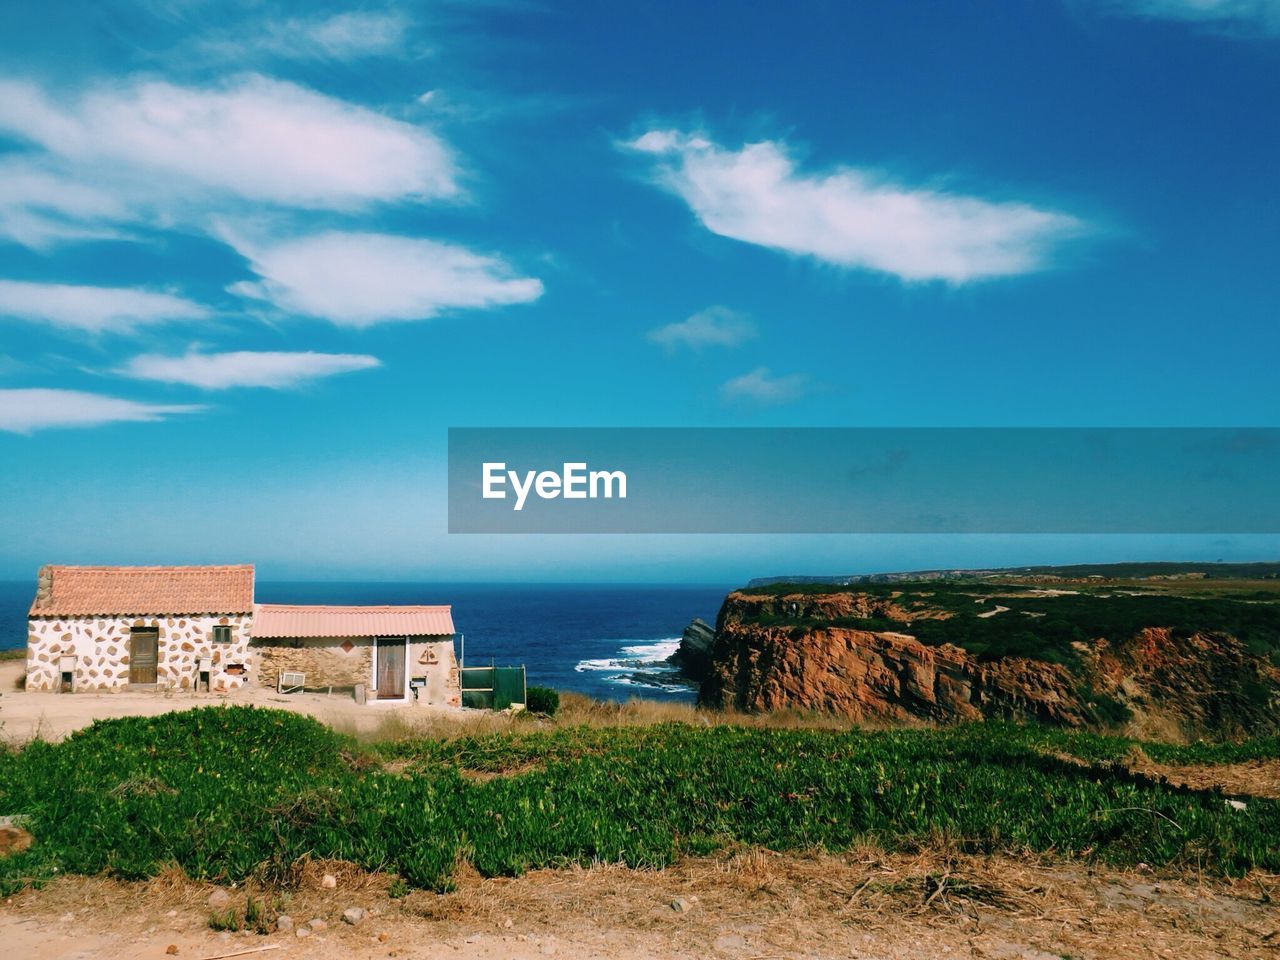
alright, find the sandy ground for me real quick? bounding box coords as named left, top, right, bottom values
left=0, top=661, right=461, bottom=742
left=3, top=849, right=1278, bottom=960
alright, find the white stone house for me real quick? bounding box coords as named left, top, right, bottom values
left=26, top=565, right=461, bottom=705
left=26, top=565, right=255, bottom=693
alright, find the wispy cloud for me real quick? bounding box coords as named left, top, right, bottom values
left=0, top=388, right=202, bottom=433
left=648, top=305, right=756, bottom=350
left=625, top=130, right=1085, bottom=283
left=225, top=230, right=544, bottom=327
left=1094, top=0, right=1280, bottom=34
left=0, top=158, right=132, bottom=249
left=720, top=366, right=808, bottom=405
left=196, top=10, right=416, bottom=63
left=0, top=279, right=209, bottom=334
left=118, top=349, right=381, bottom=389
left=0, top=73, right=457, bottom=236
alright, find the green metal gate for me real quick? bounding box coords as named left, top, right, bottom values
left=460, top=665, right=527, bottom=710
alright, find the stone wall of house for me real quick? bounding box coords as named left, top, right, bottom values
left=26, top=613, right=253, bottom=693
left=408, top=638, right=462, bottom=707
left=254, top=636, right=461, bottom=704
left=253, top=637, right=375, bottom=690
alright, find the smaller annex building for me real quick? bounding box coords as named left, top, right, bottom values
left=26, top=565, right=461, bottom=706
left=253, top=604, right=459, bottom=705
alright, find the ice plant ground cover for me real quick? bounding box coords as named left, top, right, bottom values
left=0, top=707, right=1274, bottom=894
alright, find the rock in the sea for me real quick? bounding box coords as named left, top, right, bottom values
left=668, top=618, right=716, bottom=682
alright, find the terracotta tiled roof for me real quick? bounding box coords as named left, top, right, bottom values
left=29, top=565, right=254, bottom=617
left=253, top=603, right=455, bottom=639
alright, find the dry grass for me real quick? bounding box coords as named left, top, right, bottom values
left=12, top=847, right=1278, bottom=959
left=1131, top=756, right=1280, bottom=800
left=336, top=693, right=915, bottom=746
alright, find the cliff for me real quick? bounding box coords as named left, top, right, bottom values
left=695, top=591, right=1280, bottom=739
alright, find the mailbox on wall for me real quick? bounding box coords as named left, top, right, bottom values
left=58, top=655, right=76, bottom=693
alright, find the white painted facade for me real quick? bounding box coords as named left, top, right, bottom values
left=26, top=613, right=254, bottom=693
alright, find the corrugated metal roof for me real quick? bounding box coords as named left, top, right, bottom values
left=29, top=565, right=254, bottom=617
left=253, top=603, right=455, bottom=639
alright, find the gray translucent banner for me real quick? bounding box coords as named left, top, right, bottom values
left=447, top=428, right=1280, bottom=534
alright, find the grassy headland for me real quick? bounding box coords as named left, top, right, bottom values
left=738, top=578, right=1280, bottom=666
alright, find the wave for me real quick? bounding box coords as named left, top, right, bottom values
left=574, top=638, right=691, bottom=693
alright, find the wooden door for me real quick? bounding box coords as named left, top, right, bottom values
left=130, top=627, right=159, bottom=685
left=376, top=636, right=405, bottom=699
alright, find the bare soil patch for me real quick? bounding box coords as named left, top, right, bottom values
left=4, top=850, right=1278, bottom=960
left=1134, top=758, right=1280, bottom=800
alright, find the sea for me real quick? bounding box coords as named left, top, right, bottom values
left=0, top=581, right=729, bottom=702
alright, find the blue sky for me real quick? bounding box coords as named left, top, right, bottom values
left=0, top=0, right=1278, bottom=580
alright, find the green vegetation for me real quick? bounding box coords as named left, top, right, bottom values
left=740, top=581, right=1280, bottom=665
left=525, top=685, right=560, bottom=716
left=207, top=908, right=241, bottom=932
left=0, top=707, right=1276, bottom=896
left=973, top=722, right=1280, bottom=766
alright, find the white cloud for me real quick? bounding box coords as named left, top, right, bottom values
left=0, top=157, right=132, bottom=248
left=0, top=388, right=202, bottom=433
left=200, top=11, right=414, bottom=62
left=0, top=280, right=209, bottom=334
left=1098, top=0, right=1280, bottom=33
left=226, top=230, right=544, bottom=326
left=648, top=306, right=756, bottom=350
left=720, top=366, right=808, bottom=405
left=626, top=130, right=1084, bottom=283
left=119, top=349, right=381, bottom=389
left=0, top=74, right=456, bottom=216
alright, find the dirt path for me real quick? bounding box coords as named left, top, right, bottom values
left=1134, top=757, right=1280, bottom=800
left=0, top=661, right=464, bottom=743
left=4, top=850, right=1277, bottom=960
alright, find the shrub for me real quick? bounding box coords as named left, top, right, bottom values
left=525, top=686, right=560, bottom=715
left=245, top=896, right=269, bottom=934
left=208, top=909, right=241, bottom=932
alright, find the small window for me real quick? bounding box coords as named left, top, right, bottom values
left=212, top=625, right=232, bottom=644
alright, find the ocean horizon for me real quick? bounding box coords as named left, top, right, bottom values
left=0, top=580, right=729, bottom=702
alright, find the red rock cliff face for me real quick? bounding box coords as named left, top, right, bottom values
left=698, top=593, right=1280, bottom=738
left=1083, top=627, right=1279, bottom=739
